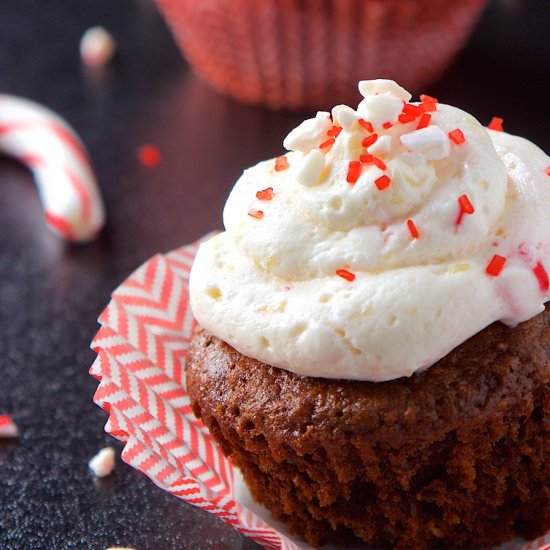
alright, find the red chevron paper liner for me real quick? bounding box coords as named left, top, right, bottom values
left=90, top=234, right=300, bottom=550
left=90, top=235, right=549, bottom=550
left=154, top=0, right=488, bottom=110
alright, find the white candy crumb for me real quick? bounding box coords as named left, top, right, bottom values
left=368, top=135, right=392, bottom=155
left=80, top=27, right=116, bottom=67
left=357, top=94, right=404, bottom=129
left=331, top=105, right=359, bottom=132
left=88, top=446, right=116, bottom=477
left=296, top=149, right=325, bottom=187
left=358, top=79, right=412, bottom=102
left=283, top=112, right=332, bottom=153
left=400, top=125, right=451, bottom=161
left=0, top=415, right=19, bottom=438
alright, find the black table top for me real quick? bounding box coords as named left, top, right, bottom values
left=0, top=1, right=548, bottom=549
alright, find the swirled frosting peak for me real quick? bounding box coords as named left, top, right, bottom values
left=190, top=79, right=550, bottom=381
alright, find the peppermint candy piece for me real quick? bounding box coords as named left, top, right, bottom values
left=0, top=95, right=105, bottom=242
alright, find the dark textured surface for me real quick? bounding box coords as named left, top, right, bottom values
left=0, top=1, right=548, bottom=549
left=188, top=311, right=550, bottom=549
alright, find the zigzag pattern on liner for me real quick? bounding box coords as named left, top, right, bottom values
left=90, top=233, right=300, bottom=550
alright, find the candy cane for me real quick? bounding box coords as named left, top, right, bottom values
left=0, top=94, right=105, bottom=242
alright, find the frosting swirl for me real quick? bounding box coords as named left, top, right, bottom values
left=190, top=80, right=550, bottom=381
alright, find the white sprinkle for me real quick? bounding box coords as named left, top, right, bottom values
left=368, top=135, right=392, bottom=155
left=357, top=94, right=403, bottom=129
left=80, top=27, right=116, bottom=67
left=0, top=415, right=19, bottom=438
left=88, top=447, right=116, bottom=477
left=400, top=126, right=450, bottom=161
left=296, top=149, right=325, bottom=187
left=283, top=112, right=332, bottom=153
left=331, top=105, right=359, bottom=132
left=358, top=79, right=412, bottom=102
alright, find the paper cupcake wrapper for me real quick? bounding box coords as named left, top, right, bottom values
left=155, top=0, right=488, bottom=109
left=90, top=234, right=549, bottom=550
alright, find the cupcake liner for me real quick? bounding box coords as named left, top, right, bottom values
left=90, top=234, right=550, bottom=550
left=154, top=0, right=489, bottom=109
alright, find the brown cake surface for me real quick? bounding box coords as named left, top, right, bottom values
left=187, top=306, right=550, bottom=549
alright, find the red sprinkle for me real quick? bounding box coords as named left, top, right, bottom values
left=361, top=134, right=378, bottom=148
left=346, top=161, right=362, bottom=184
left=336, top=269, right=356, bottom=282
left=398, top=113, right=416, bottom=124
left=358, top=119, right=374, bottom=133
left=420, top=101, right=437, bottom=113
left=375, top=175, right=391, bottom=190
left=248, top=209, right=264, bottom=219
left=137, top=144, right=162, bottom=168
left=360, top=154, right=387, bottom=171
left=327, top=125, right=342, bottom=137
left=488, top=117, right=504, bottom=132
left=456, top=193, right=474, bottom=226
left=546, top=166, right=550, bottom=176
left=420, top=94, right=439, bottom=104
left=275, top=156, right=289, bottom=171
left=458, top=194, right=475, bottom=214
left=449, top=129, right=466, bottom=145
left=533, top=262, right=549, bottom=293
left=416, top=113, right=431, bottom=130
left=382, top=122, right=393, bottom=129
left=403, top=104, right=423, bottom=117
left=407, top=219, right=419, bottom=239
left=319, top=137, right=336, bottom=149
left=256, top=187, right=273, bottom=200
left=486, top=255, right=506, bottom=277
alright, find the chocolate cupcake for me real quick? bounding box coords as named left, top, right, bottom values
left=188, top=80, right=550, bottom=547
left=187, top=313, right=549, bottom=548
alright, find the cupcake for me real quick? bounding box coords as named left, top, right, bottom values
left=154, top=0, right=489, bottom=110
left=187, top=79, right=550, bottom=548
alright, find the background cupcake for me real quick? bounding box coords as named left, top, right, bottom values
left=154, top=0, right=489, bottom=110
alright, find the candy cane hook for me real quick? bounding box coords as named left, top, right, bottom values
left=0, top=95, right=105, bottom=242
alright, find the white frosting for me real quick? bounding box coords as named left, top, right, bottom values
left=190, top=80, right=550, bottom=382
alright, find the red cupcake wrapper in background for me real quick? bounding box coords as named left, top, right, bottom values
left=154, top=0, right=488, bottom=110
left=90, top=235, right=550, bottom=550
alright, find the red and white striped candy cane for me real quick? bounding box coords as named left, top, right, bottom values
left=0, top=94, right=105, bottom=242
